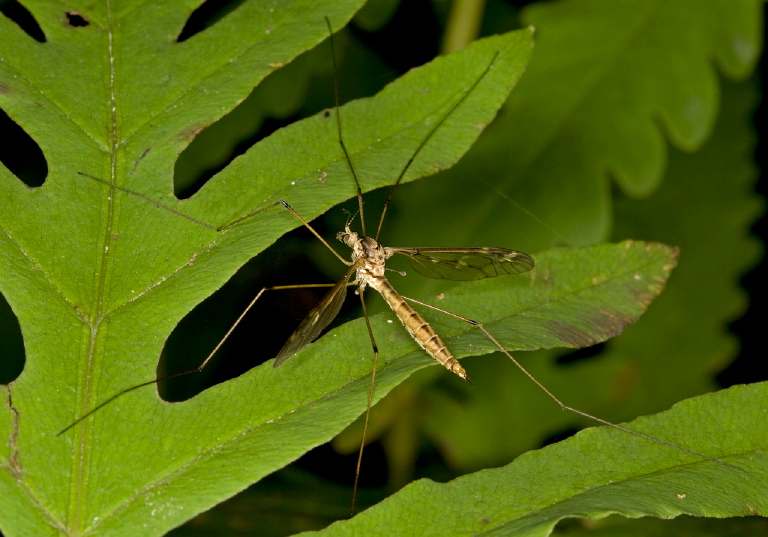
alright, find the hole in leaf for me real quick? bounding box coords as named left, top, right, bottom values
left=0, top=0, right=45, bottom=42
left=176, top=0, right=246, bottom=42
left=556, top=343, right=606, bottom=366
left=172, top=42, right=334, bottom=199
left=0, top=106, right=48, bottom=187
left=176, top=3, right=426, bottom=201
left=173, top=112, right=297, bottom=200
left=157, top=225, right=343, bottom=402
left=64, top=11, right=89, bottom=28
left=171, top=23, right=397, bottom=201
left=0, top=293, right=25, bottom=384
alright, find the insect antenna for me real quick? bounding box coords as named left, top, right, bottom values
left=326, top=17, right=367, bottom=236
left=374, top=50, right=500, bottom=242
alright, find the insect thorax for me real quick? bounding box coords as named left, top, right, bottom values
left=338, top=227, right=389, bottom=284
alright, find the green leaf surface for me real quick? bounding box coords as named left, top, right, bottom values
left=313, top=382, right=768, bottom=536
left=0, top=2, right=538, bottom=535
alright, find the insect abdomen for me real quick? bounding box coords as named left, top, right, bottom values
left=372, top=277, right=470, bottom=383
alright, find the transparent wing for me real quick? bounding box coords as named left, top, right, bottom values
left=390, top=247, right=534, bottom=281
left=273, top=264, right=357, bottom=367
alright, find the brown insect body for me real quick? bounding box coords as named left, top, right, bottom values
left=339, top=226, right=470, bottom=382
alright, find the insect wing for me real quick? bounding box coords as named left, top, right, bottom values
left=390, top=247, right=534, bottom=280
left=273, top=264, right=357, bottom=367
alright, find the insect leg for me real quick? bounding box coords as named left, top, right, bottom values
left=401, top=295, right=741, bottom=471
left=58, top=281, right=339, bottom=436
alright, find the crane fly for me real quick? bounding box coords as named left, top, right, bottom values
left=273, top=234, right=534, bottom=381
left=61, top=18, right=737, bottom=513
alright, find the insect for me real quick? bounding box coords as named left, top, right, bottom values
left=62, top=19, right=735, bottom=513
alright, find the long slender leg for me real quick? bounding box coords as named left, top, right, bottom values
left=401, top=295, right=741, bottom=471
left=352, top=287, right=379, bottom=513
left=79, top=172, right=350, bottom=264
left=58, top=281, right=340, bottom=436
